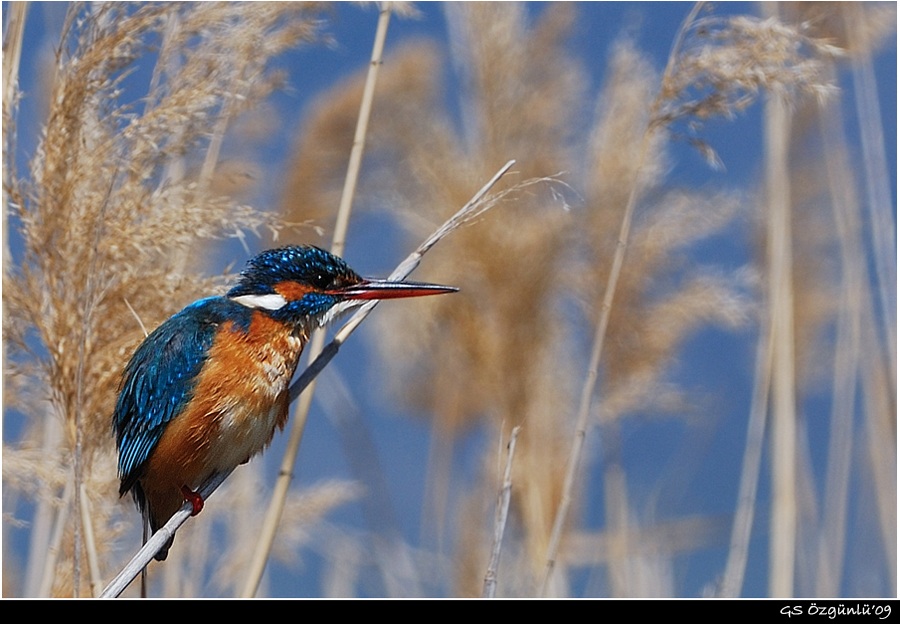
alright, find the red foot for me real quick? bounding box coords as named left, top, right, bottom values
left=181, top=485, right=204, bottom=516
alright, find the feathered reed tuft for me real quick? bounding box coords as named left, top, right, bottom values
left=3, top=2, right=331, bottom=597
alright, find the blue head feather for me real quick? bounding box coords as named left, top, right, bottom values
left=227, top=245, right=363, bottom=322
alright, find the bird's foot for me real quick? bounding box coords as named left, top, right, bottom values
left=181, top=485, right=204, bottom=516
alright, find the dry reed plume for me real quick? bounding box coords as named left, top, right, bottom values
left=3, top=1, right=895, bottom=598
left=3, top=2, right=355, bottom=597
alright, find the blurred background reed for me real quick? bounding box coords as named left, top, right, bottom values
left=2, top=1, right=895, bottom=597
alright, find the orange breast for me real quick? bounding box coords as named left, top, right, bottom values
left=140, top=312, right=306, bottom=527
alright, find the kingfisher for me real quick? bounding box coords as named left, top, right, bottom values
left=114, top=244, right=456, bottom=560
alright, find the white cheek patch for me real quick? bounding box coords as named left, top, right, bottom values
left=231, top=293, right=288, bottom=311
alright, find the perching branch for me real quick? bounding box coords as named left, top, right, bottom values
left=100, top=470, right=232, bottom=598
left=289, top=158, right=519, bottom=403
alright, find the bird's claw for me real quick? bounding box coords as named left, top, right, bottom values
left=181, top=485, right=204, bottom=516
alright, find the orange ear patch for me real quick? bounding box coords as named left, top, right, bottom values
left=274, top=281, right=314, bottom=301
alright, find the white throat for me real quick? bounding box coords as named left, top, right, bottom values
left=317, top=299, right=365, bottom=327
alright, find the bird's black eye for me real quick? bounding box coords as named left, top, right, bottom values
left=310, top=273, right=333, bottom=290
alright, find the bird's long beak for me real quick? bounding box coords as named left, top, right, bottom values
left=336, top=279, right=458, bottom=301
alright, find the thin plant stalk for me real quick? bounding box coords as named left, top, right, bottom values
left=604, top=455, right=630, bottom=596
left=70, top=175, right=115, bottom=596
left=719, top=296, right=774, bottom=597
left=860, top=308, right=897, bottom=591
left=240, top=4, right=393, bottom=597
left=538, top=90, right=650, bottom=599
left=2, top=1, right=27, bottom=269
left=764, top=89, right=797, bottom=597
left=821, top=24, right=896, bottom=586
left=331, top=3, right=394, bottom=259
left=843, top=4, right=896, bottom=385
left=196, top=83, right=235, bottom=195
left=39, top=476, right=74, bottom=597
left=539, top=2, right=705, bottom=597
left=482, top=426, right=521, bottom=598
left=79, top=483, right=103, bottom=597
left=21, top=415, right=61, bottom=596
left=815, top=78, right=862, bottom=596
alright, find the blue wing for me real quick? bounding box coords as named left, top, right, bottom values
left=114, top=297, right=247, bottom=495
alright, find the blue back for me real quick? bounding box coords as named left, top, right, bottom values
left=114, top=297, right=252, bottom=493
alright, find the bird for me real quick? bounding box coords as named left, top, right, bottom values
left=113, top=244, right=456, bottom=560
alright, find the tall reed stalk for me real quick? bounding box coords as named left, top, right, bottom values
left=241, top=5, right=394, bottom=596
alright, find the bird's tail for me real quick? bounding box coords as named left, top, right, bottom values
left=131, top=481, right=175, bottom=561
